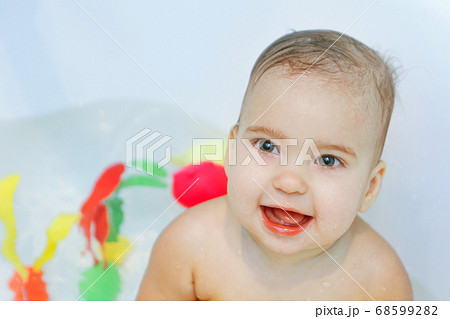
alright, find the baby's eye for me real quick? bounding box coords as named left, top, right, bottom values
left=254, top=139, right=280, bottom=154
left=315, top=155, right=342, bottom=167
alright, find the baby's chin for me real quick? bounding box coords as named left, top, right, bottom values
left=243, top=220, right=348, bottom=259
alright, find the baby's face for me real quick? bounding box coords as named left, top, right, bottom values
left=225, top=68, right=382, bottom=255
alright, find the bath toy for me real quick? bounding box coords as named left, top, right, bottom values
left=78, top=262, right=121, bottom=301
left=77, top=161, right=169, bottom=300
left=1, top=156, right=226, bottom=300
left=0, top=175, right=79, bottom=300
left=0, top=175, right=27, bottom=280
left=9, top=267, right=48, bottom=301
left=79, top=163, right=125, bottom=268
left=172, top=161, right=227, bottom=207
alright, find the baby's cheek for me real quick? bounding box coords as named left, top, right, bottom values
left=227, top=165, right=258, bottom=205
left=313, top=179, right=360, bottom=235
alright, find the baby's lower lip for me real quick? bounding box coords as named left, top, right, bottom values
left=260, top=205, right=312, bottom=236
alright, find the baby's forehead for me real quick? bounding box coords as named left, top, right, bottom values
left=244, top=68, right=379, bottom=124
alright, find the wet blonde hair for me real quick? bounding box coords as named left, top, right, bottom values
left=240, top=29, right=397, bottom=163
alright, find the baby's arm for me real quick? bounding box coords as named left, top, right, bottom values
left=367, top=238, right=413, bottom=301
left=136, top=212, right=198, bottom=300
left=374, top=249, right=413, bottom=301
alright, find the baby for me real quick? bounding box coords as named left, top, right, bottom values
left=137, top=30, right=412, bottom=300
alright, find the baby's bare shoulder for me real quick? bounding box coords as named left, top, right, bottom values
left=173, top=195, right=228, bottom=239
left=136, top=196, right=227, bottom=300
left=151, top=194, right=228, bottom=263
left=349, top=217, right=413, bottom=300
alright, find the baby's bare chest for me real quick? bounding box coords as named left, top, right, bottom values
left=193, top=248, right=371, bottom=301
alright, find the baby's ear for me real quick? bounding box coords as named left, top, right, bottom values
left=359, top=160, right=386, bottom=213
left=224, top=125, right=239, bottom=176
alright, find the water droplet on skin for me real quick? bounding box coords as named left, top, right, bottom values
left=237, top=249, right=242, bottom=255
left=322, top=281, right=331, bottom=288
left=382, top=287, right=386, bottom=292
left=333, top=225, right=337, bottom=229
left=200, top=247, right=204, bottom=251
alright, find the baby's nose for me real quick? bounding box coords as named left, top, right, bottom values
left=272, top=170, right=308, bottom=195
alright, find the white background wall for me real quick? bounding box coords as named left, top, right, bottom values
left=0, top=1, right=449, bottom=300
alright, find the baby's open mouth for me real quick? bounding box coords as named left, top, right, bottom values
left=260, top=205, right=312, bottom=236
